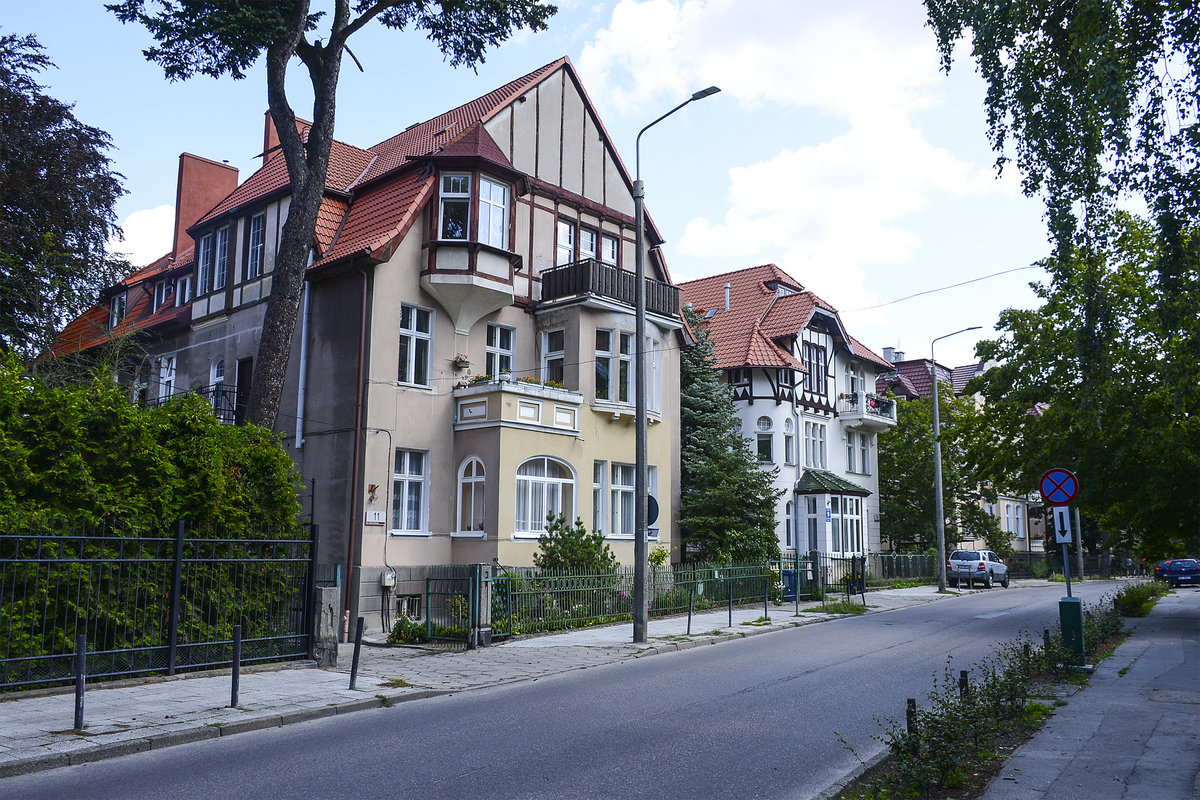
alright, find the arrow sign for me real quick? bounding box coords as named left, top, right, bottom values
left=1040, top=468, right=1079, bottom=505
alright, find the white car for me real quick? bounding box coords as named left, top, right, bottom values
left=947, top=549, right=1010, bottom=589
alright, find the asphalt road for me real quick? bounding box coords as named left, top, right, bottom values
left=4, top=581, right=1119, bottom=800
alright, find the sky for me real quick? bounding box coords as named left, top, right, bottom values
left=6, top=0, right=1054, bottom=368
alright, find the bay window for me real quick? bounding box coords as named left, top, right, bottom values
left=515, top=457, right=575, bottom=535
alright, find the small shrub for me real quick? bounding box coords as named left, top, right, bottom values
left=820, top=599, right=867, bottom=615
left=1113, top=580, right=1168, bottom=617
left=387, top=615, right=427, bottom=644
left=1029, top=560, right=1049, bottom=579
left=534, top=514, right=617, bottom=573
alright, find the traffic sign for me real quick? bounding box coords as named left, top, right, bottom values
left=1054, top=507, right=1073, bottom=544
left=1040, top=468, right=1079, bottom=505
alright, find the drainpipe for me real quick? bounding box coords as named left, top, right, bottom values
left=295, top=282, right=312, bottom=448
left=344, top=265, right=370, bottom=638
left=791, top=366, right=804, bottom=551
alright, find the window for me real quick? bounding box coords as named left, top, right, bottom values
left=247, top=213, right=265, bottom=279
left=197, top=233, right=213, bottom=294
left=153, top=280, right=171, bottom=311
left=847, top=431, right=857, bottom=473
left=778, top=368, right=795, bottom=387
left=391, top=449, right=427, bottom=533
left=785, top=501, right=794, bottom=549
left=398, top=304, right=432, bottom=386
left=1004, top=503, right=1014, bottom=533
left=842, top=496, right=863, bottom=552
left=515, top=457, right=574, bottom=535
left=784, top=434, right=796, bottom=465
left=556, top=219, right=576, bottom=265
left=158, top=355, right=176, bottom=398
left=860, top=433, right=870, bottom=475
left=805, top=421, right=827, bottom=469
left=756, top=416, right=773, bottom=462
left=457, top=458, right=485, bottom=535
left=805, top=496, right=819, bottom=551
left=611, top=463, right=635, bottom=537
left=831, top=496, right=842, bottom=551
left=542, top=329, right=564, bottom=385
left=440, top=173, right=471, bottom=240
left=486, top=323, right=514, bottom=377
left=478, top=177, right=509, bottom=248
left=214, top=227, right=229, bottom=290
left=595, top=330, right=614, bottom=401
left=593, top=461, right=606, bottom=534
left=803, top=342, right=827, bottom=393
left=595, top=330, right=632, bottom=403
left=1014, top=504, right=1025, bottom=538
left=108, top=293, right=126, bottom=329
left=579, top=228, right=597, bottom=261
left=601, top=234, right=619, bottom=266
left=729, top=368, right=750, bottom=387
left=175, top=274, right=193, bottom=307
left=621, top=333, right=635, bottom=405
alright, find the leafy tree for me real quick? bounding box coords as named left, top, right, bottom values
left=533, top=514, right=617, bottom=574
left=878, top=392, right=1008, bottom=557
left=0, top=32, right=128, bottom=360
left=0, top=354, right=301, bottom=527
left=679, top=307, right=782, bottom=564
left=967, top=215, right=1200, bottom=558
left=109, top=0, right=557, bottom=428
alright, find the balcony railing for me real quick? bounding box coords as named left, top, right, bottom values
left=837, top=391, right=897, bottom=429
left=539, top=259, right=680, bottom=316
left=145, top=383, right=238, bottom=424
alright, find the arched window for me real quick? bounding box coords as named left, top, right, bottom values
left=457, top=458, right=486, bottom=536
left=515, top=457, right=575, bottom=535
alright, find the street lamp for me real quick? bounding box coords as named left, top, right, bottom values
left=931, top=326, right=981, bottom=592
left=633, top=85, right=720, bottom=643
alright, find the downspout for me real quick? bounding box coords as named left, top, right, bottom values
left=791, top=356, right=805, bottom=551
left=344, top=264, right=370, bottom=638
left=294, top=281, right=312, bottom=448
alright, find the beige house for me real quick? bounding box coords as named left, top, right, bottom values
left=55, top=58, right=683, bottom=632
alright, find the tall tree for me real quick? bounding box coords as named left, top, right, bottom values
left=877, top=392, right=1006, bottom=557
left=967, top=215, right=1200, bottom=558
left=679, top=308, right=781, bottom=564
left=0, top=32, right=128, bottom=360
left=109, top=0, right=557, bottom=427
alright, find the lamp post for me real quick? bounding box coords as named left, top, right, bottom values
left=632, top=86, right=720, bottom=643
left=931, top=326, right=981, bottom=592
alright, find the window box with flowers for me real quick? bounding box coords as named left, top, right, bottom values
left=452, top=353, right=471, bottom=370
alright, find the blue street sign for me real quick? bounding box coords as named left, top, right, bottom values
left=1040, top=468, right=1079, bottom=505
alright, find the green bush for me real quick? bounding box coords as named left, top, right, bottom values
left=533, top=514, right=617, bottom=573
left=387, top=615, right=427, bottom=644
left=1113, top=580, right=1168, bottom=617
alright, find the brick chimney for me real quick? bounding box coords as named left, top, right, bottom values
left=262, top=110, right=312, bottom=167
left=172, top=153, right=238, bottom=257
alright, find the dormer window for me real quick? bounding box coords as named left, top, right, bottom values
left=438, top=172, right=510, bottom=248
left=175, top=273, right=193, bottom=307
left=108, top=293, right=126, bottom=329
left=154, top=279, right=172, bottom=311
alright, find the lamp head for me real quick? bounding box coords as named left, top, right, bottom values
left=691, top=86, right=721, bottom=101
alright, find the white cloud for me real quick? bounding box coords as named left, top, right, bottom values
left=111, top=205, right=174, bottom=268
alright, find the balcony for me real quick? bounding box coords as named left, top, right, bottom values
left=539, top=259, right=680, bottom=317
left=453, top=375, right=582, bottom=436
left=146, top=383, right=239, bottom=425
left=837, top=391, right=897, bottom=433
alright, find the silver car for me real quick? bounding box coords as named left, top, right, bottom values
left=947, top=549, right=1010, bottom=589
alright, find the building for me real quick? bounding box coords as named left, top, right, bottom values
left=53, top=58, right=684, bottom=631
left=878, top=348, right=1045, bottom=552
left=679, top=265, right=895, bottom=558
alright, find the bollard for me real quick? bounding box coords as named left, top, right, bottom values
left=687, top=584, right=695, bottom=635
left=906, top=698, right=917, bottom=734
left=349, top=616, right=365, bottom=690
left=230, top=625, right=242, bottom=708
left=74, top=635, right=86, bottom=732
left=959, top=669, right=969, bottom=699
left=728, top=580, right=733, bottom=628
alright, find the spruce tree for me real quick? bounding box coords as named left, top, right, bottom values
left=679, top=307, right=781, bottom=563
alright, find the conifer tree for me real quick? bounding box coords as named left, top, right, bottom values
left=679, top=307, right=781, bottom=563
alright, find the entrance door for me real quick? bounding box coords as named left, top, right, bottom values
left=235, top=357, right=253, bottom=425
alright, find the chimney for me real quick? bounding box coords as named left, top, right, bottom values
left=724, top=282, right=731, bottom=313
left=172, top=154, right=239, bottom=258
left=263, top=110, right=313, bottom=167
left=883, top=346, right=895, bottom=363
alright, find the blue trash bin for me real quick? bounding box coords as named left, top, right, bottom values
left=782, top=569, right=796, bottom=601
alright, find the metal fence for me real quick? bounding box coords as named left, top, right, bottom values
left=0, top=515, right=316, bottom=692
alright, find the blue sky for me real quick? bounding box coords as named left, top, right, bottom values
left=7, top=0, right=1052, bottom=368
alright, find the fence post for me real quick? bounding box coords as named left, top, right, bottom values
left=728, top=579, right=733, bottom=628
left=794, top=552, right=800, bottom=615
left=306, top=523, right=320, bottom=660
left=687, top=583, right=695, bottom=635
left=349, top=617, right=364, bottom=690
left=230, top=625, right=241, bottom=708
left=73, top=635, right=86, bottom=732
left=167, top=520, right=185, bottom=676
left=763, top=575, right=769, bottom=619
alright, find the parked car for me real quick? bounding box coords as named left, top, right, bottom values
left=946, top=550, right=1010, bottom=589
left=1155, top=561, right=1169, bottom=580
left=1161, top=559, right=1200, bottom=588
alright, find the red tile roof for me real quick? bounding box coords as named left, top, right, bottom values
left=679, top=264, right=888, bottom=372
left=313, top=170, right=435, bottom=268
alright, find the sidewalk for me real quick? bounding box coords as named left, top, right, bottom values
left=0, top=585, right=943, bottom=779
left=979, top=587, right=1200, bottom=800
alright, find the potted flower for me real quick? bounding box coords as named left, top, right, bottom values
left=452, top=353, right=470, bottom=370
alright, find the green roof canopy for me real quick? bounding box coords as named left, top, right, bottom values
left=795, top=469, right=871, bottom=497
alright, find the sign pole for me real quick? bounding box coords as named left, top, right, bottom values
left=1042, top=469, right=1084, bottom=665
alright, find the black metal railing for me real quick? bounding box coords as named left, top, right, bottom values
left=0, top=515, right=316, bottom=692
left=837, top=391, right=896, bottom=421
left=145, top=383, right=238, bottom=424
left=539, top=259, right=681, bottom=316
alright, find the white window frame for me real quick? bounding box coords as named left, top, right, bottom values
left=398, top=304, right=433, bottom=387
left=175, top=274, right=193, bottom=307
left=579, top=228, right=598, bottom=261
left=859, top=433, right=870, bottom=475
left=805, top=421, right=827, bottom=469
left=610, top=462, right=635, bottom=538
left=390, top=449, right=429, bottom=535
left=455, top=457, right=486, bottom=537
left=439, top=173, right=471, bottom=241
left=514, top=457, right=575, bottom=537
left=158, top=355, right=176, bottom=398
left=1015, top=504, right=1025, bottom=539
left=556, top=219, right=576, bottom=265
left=593, top=461, right=606, bottom=534
left=846, top=431, right=857, bottom=473
left=214, top=227, right=229, bottom=290
left=600, top=234, right=619, bottom=266
left=785, top=500, right=794, bottom=549
left=197, top=233, right=213, bottom=294
left=153, top=280, right=170, bottom=311
left=108, top=293, right=126, bottom=329
left=247, top=213, right=265, bottom=279
left=478, top=176, right=509, bottom=248
left=542, top=329, right=565, bottom=385
left=784, top=433, right=796, bottom=465
left=595, top=329, right=615, bottom=402
left=486, top=323, right=514, bottom=378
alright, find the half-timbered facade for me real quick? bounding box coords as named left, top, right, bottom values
left=680, top=265, right=895, bottom=557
